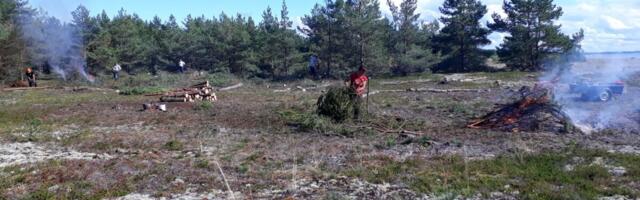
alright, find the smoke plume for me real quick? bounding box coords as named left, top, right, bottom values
left=18, top=9, right=93, bottom=82
left=542, top=53, right=640, bottom=133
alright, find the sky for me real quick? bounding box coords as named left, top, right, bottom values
left=27, top=0, right=640, bottom=53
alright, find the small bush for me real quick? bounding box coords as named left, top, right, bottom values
left=317, top=87, right=358, bottom=122
left=195, top=159, right=210, bottom=168
left=194, top=101, right=214, bottom=111
left=207, top=73, right=233, bottom=86
left=164, top=140, right=183, bottom=151
left=119, top=86, right=166, bottom=95
left=279, top=109, right=334, bottom=133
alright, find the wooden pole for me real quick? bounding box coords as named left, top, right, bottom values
left=366, top=77, right=370, bottom=115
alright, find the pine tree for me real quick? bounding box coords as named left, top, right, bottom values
left=0, top=0, right=27, bottom=81
left=157, top=14, right=183, bottom=71
left=277, top=0, right=296, bottom=77
left=345, top=0, right=387, bottom=73
left=301, top=4, right=334, bottom=77
left=109, top=9, right=153, bottom=73
left=258, top=6, right=279, bottom=78
left=302, top=0, right=387, bottom=77
left=489, top=0, right=580, bottom=71
left=86, top=10, right=115, bottom=74
left=434, top=0, right=491, bottom=73
left=387, top=0, right=440, bottom=75
left=71, top=5, right=98, bottom=75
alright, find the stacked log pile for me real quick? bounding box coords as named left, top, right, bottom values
left=160, top=81, right=218, bottom=102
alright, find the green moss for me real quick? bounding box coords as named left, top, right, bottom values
left=195, top=159, right=210, bottom=169
left=164, top=140, right=184, bottom=151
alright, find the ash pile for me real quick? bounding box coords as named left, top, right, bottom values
left=160, top=81, right=218, bottom=103
left=468, top=84, right=574, bottom=133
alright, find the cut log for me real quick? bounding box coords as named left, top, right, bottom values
left=160, top=82, right=218, bottom=103
left=380, top=79, right=432, bottom=85
left=219, top=83, right=243, bottom=91
left=364, top=88, right=488, bottom=97
left=160, top=96, right=187, bottom=102
left=2, top=86, right=51, bottom=91
left=273, top=88, right=291, bottom=93
left=191, top=81, right=210, bottom=88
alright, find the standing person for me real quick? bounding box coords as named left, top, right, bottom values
left=345, top=65, right=369, bottom=118
left=25, top=67, right=37, bottom=87
left=308, top=54, right=319, bottom=79
left=112, top=63, right=122, bottom=80
left=179, top=59, right=186, bottom=73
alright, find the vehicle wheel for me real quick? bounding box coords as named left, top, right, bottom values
left=597, top=89, right=612, bottom=102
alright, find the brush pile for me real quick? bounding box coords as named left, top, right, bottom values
left=10, top=80, right=28, bottom=88
left=317, top=87, right=358, bottom=122
left=468, top=85, right=574, bottom=133
left=160, top=81, right=217, bottom=103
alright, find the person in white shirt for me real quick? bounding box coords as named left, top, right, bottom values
left=179, top=59, right=186, bottom=73
left=112, top=63, right=122, bottom=80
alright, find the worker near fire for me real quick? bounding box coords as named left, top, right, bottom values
left=112, top=63, right=122, bottom=80
left=25, top=67, right=37, bottom=87
left=179, top=59, right=186, bottom=73
left=308, top=54, right=319, bottom=79
left=345, top=65, right=369, bottom=118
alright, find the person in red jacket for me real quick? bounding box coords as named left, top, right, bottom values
left=346, top=65, right=369, bottom=119
left=347, top=65, right=369, bottom=97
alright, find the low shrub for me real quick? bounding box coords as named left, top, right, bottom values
left=206, top=73, right=234, bottom=86
left=119, top=86, right=166, bottom=95
left=279, top=109, right=334, bottom=133
left=164, top=140, right=183, bottom=151
left=194, top=101, right=214, bottom=111
left=316, top=87, right=360, bottom=122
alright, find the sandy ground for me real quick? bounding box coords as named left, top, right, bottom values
left=0, top=142, right=111, bottom=168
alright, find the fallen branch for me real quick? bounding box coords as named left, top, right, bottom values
left=214, top=160, right=236, bottom=200
left=409, top=88, right=488, bottom=93
left=1, top=86, right=51, bottom=91
left=364, top=88, right=488, bottom=97
left=280, top=83, right=333, bottom=92
left=379, top=79, right=432, bottom=85
left=219, top=82, right=244, bottom=91
left=301, top=83, right=333, bottom=90
left=273, top=88, right=291, bottom=93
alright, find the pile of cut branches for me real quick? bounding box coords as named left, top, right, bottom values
left=468, top=85, right=573, bottom=133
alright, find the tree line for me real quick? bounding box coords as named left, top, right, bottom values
left=0, top=0, right=584, bottom=81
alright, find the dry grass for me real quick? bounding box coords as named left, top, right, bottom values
left=1, top=71, right=640, bottom=199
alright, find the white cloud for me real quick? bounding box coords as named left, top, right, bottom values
left=380, top=0, right=441, bottom=21
left=601, top=15, right=631, bottom=30
left=376, top=0, right=640, bottom=52
left=576, top=3, right=597, bottom=12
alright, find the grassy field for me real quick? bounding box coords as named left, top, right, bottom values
left=1, top=71, right=639, bottom=199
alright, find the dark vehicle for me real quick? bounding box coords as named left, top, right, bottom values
left=569, top=80, right=624, bottom=101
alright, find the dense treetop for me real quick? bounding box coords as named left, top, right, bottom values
left=0, top=0, right=583, bottom=82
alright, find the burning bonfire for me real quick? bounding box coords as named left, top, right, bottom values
left=468, top=84, right=574, bottom=133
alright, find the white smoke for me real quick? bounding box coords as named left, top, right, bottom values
left=543, top=53, right=640, bottom=133
left=18, top=9, right=93, bottom=82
